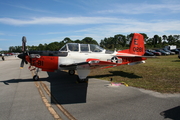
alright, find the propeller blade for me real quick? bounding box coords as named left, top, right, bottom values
left=22, top=36, right=27, bottom=52
left=19, top=36, right=28, bottom=69
left=25, top=60, right=28, bottom=64
left=17, top=53, right=23, bottom=59
left=20, top=59, right=25, bottom=68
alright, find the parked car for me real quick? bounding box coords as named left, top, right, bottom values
left=144, top=50, right=154, bottom=56
left=155, top=49, right=170, bottom=55
left=178, top=51, right=180, bottom=59
left=171, top=49, right=180, bottom=54
left=147, top=50, right=161, bottom=56
left=163, top=48, right=175, bottom=55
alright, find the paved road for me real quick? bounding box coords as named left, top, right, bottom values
left=0, top=56, right=180, bottom=120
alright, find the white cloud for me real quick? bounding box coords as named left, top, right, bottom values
left=97, top=2, right=180, bottom=14
left=0, top=15, right=179, bottom=30
left=65, top=19, right=180, bottom=40
left=2, top=16, right=180, bottom=29
left=0, top=17, right=121, bottom=25
left=7, top=3, right=55, bottom=14
left=74, top=19, right=180, bottom=33
left=1, top=16, right=180, bottom=42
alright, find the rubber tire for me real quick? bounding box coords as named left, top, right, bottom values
left=68, top=70, right=75, bottom=75
left=33, top=75, right=39, bottom=81
left=77, top=77, right=88, bottom=83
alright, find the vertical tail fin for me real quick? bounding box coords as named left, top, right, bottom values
left=129, top=33, right=145, bottom=55
left=118, top=33, right=145, bottom=55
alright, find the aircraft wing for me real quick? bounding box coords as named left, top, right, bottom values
left=59, top=62, right=89, bottom=67
left=59, top=58, right=117, bottom=70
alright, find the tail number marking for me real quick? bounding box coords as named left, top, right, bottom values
left=133, top=47, right=143, bottom=52
left=134, top=38, right=138, bottom=45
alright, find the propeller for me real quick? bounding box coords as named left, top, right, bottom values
left=18, top=36, right=28, bottom=68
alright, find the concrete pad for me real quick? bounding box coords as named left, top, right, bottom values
left=0, top=57, right=54, bottom=120
left=0, top=56, right=180, bottom=120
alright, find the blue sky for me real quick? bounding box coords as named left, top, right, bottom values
left=0, top=0, right=180, bottom=50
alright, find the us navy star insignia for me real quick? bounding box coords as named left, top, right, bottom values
left=111, top=57, right=118, bottom=63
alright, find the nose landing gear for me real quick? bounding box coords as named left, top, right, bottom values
left=33, top=75, right=39, bottom=81
left=30, top=66, right=40, bottom=81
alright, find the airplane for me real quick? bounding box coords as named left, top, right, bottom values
left=18, top=33, right=148, bottom=83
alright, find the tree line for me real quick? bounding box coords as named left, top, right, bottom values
left=8, top=37, right=98, bottom=52
left=7, top=33, right=180, bottom=53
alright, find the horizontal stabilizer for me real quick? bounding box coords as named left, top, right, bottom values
left=116, top=54, right=157, bottom=58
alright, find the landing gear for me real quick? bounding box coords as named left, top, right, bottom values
left=68, top=70, right=75, bottom=75
left=76, top=65, right=90, bottom=83
left=77, top=77, right=88, bottom=83
left=33, top=75, right=39, bottom=81
left=30, top=66, right=40, bottom=81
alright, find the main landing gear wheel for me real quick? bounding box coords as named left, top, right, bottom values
left=77, top=77, right=88, bottom=83
left=33, top=75, right=39, bottom=81
left=68, top=70, right=75, bottom=75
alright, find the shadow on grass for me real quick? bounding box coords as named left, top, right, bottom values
left=172, top=60, right=180, bottom=62
left=89, top=71, right=142, bottom=79
left=110, top=71, right=142, bottom=78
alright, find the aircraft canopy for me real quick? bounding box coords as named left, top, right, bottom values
left=59, top=43, right=104, bottom=52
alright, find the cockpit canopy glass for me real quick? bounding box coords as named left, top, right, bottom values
left=59, top=43, right=104, bottom=52
left=67, top=43, right=79, bottom=51
left=80, top=44, right=89, bottom=52
left=90, top=44, right=104, bottom=52
left=59, top=43, right=79, bottom=52
left=59, top=45, right=67, bottom=51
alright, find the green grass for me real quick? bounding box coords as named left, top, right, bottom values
left=89, top=55, right=180, bottom=93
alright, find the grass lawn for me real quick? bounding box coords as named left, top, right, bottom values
left=89, top=55, right=180, bottom=93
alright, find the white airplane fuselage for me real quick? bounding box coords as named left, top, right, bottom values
left=58, top=50, right=117, bottom=70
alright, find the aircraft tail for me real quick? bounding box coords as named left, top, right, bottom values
left=118, top=33, right=145, bottom=56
